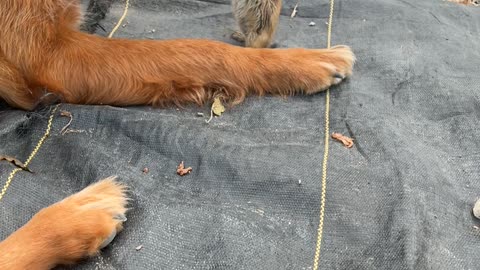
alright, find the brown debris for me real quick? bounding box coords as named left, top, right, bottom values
left=0, top=155, right=32, bottom=172
left=331, top=132, right=354, bottom=148
left=142, top=167, right=149, bottom=174
left=176, top=161, right=192, bottom=176
left=447, top=0, right=479, bottom=6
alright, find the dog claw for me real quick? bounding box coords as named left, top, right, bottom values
left=114, top=213, right=127, bottom=222
left=333, top=77, right=343, bottom=84
left=99, top=229, right=117, bottom=249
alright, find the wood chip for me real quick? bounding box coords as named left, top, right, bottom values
left=291, top=2, right=299, bottom=18
left=0, top=155, right=32, bottom=172
left=331, top=132, right=354, bottom=148
left=176, top=161, right=192, bottom=176
left=62, top=129, right=85, bottom=135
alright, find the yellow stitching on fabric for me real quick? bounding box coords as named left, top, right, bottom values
left=108, top=0, right=130, bottom=38
left=313, top=0, right=335, bottom=269
left=326, top=0, right=335, bottom=50
left=0, top=104, right=60, bottom=202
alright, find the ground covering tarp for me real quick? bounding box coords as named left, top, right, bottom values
left=1, top=0, right=480, bottom=269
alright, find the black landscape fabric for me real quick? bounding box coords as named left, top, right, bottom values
left=1, top=0, right=480, bottom=269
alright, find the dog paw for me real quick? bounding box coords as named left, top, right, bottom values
left=327, top=45, right=355, bottom=79
left=28, top=176, right=129, bottom=265
left=262, top=45, right=355, bottom=96
left=304, top=45, right=355, bottom=93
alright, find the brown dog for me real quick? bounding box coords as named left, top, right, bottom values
left=0, top=0, right=354, bottom=111
left=0, top=0, right=354, bottom=268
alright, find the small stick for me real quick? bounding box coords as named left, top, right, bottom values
left=60, top=110, right=73, bottom=135
left=205, top=107, right=214, bottom=123
left=0, top=155, right=32, bottom=172
left=291, top=1, right=300, bottom=18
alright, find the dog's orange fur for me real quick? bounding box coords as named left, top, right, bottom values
left=0, top=177, right=128, bottom=270
left=0, top=0, right=355, bottom=268
left=0, top=0, right=354, bottom=111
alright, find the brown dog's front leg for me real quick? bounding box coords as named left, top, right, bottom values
left=0, top=177, right=128, bottom=270
left=43, top=35, right=354, bottom=108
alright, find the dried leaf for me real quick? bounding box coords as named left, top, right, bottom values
left=0, top=155, right=32, bottom=172
left=331, top=132, right=354, bottom=148
left=212, top=97, right=225, bottom=116
left=176, top=161, right=192, bottom=176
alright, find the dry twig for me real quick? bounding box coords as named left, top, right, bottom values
left=0, top=155, right=32, bottom=172
left=60, top=110, right=73, bottom=135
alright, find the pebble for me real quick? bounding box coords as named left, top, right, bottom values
left=473, top=199, right=480, bottom=219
